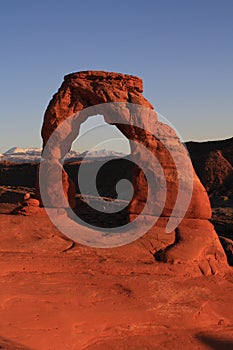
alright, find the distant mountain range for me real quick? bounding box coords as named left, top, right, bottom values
left=0, top=147, right=128, bottom=163
left=1, top=138, right=233, bottom=205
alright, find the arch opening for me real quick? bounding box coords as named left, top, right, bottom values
left=64, top=114, right=141, bottom=228
left=71, top=114, right=131, bottom=156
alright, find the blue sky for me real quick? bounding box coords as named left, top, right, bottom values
left=0, top=0, right=232, bottom=153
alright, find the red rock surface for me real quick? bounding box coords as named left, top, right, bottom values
left=186, top=137, right=233, bottom=201
left=0, top=210, right=232, bottom=349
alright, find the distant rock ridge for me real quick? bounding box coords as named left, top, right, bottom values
left=186, top=137, right=233, bottom=203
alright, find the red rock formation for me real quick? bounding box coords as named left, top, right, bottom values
left=38, top=70, right=228, bottom=275
left=186, top=140, right=233, bottom=201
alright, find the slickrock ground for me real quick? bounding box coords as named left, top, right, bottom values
left=0, top=190, right=233, bottom=350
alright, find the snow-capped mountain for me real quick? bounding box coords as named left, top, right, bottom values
left=0, top=147, right=128, bottom=163
left=0, top=147, right=42, bottom=163
left=79, top=149, right=128, bottom=159
left=3, top=147, right=42, bottom=156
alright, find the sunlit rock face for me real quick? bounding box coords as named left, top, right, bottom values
left=38, top=70, right=228, bottom=275
left=41, top=71, right=153, bottom=146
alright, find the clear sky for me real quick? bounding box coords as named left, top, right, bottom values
left=0, top=0, right=232, bottom=153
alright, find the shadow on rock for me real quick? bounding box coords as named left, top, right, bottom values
left=0, top=336, right=35, bottom=350
left=196, top=334, right=233, bottom=350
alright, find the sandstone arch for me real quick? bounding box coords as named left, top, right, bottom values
left=38, top=70, right=228, bottom=275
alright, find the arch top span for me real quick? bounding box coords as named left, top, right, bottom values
left=41, top=70, right=154, bottom=147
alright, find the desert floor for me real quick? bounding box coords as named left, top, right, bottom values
left=0, top=187, right=233, bottom=350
